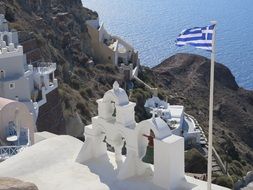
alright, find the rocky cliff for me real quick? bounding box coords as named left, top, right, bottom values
left=144, top=53, right=253, bottom=180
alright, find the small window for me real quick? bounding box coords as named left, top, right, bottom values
left=3, top=35, right=9, bottom=46
left=9, top=82, right=15, bottom=89
left=0, top=70, right=5, bottom=79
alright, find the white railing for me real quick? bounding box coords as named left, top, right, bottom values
left=184, top=112, right=228, bottom=175
left=33, top=62, right=56, bottom=74
left=133, top=75, right=158, bottom=96
left=0, top=145, right=27, bottom=160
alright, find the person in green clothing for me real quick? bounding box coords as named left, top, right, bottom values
left=143, top=130, right=155, bottom=147
left=142, top=130, right=155, bottom=164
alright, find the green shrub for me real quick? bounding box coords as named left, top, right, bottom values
left=95, top=63, right=117, bottom=74
left=185, top=148, right=207, bottom=173
left=213, top=175, right=233, bottom=189
left=245, top=151, right=253, bottom=162
left=79, top=89, right=86, bottom=99
left=80, top=88, right=93, bottom=98
left=231, top=175, right=239, bottom=185
left=5, top=7, right=15, bottom=22
left=9, top=22, right=23, bottom=31
left=76, top=102, right=90, bottom=117
left=85, top=88, right=93, bottom=97
left=228, top=163, right=243, bottom=177
left=233, top=160, right=243, bottom=168
left=130, top=88, right=152, bottom=122
left=240, top=160, right=247, bottom=166
left=225, top=138, right=240, bottom=161
left=70, top=78, right=80, bottom=90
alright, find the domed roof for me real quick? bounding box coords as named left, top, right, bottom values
left=103, top=81, right=129, bottom=106
left=144, top=96, right=168, bottom=109
left=0, top=97, right=15, bottom=110
left=138, top=117, right=172, bottom=140
left=0, top=97, right=35, bottom=144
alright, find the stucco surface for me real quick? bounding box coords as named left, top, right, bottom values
left=0, top=135, right=229, bottom=190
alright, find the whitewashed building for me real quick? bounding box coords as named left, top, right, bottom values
left=86, top=19, right=139, bottom=67
left=145, top=96, right=201, bottom=146
left=86, top=19, right=140, bottom=80
left=0, top=97, right=35, bottom=160
left=0, top=14, right=58, bottom=121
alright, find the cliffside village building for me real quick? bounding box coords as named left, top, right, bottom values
left=144, top=96, right=201, bottom=147
left=0, top=97, right=35, bottom=147
left=0, top=14, right=58, bottom=121
left=86, top=19, right=139, bottom=80
left=0, top=14, right=57, bottom=153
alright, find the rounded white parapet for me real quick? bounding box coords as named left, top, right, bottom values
left=1, top=47, right=7, bottom=54
left=0, top=44, right=23, bottom=58
left=8, top=43, right=14, bottom=52
left=17, top=45, right=23, bottom=53
left=1, top=41, right=6, bottom=48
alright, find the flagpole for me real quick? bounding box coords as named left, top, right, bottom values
left=207, top=21, right=217, bottom=190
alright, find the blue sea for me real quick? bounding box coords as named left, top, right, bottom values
left=82, top=0, right=253, bottom=90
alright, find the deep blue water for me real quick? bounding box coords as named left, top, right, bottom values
left=82, top=0, right=253, bottom=90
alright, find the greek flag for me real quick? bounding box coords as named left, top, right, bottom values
left=176, top=25, right=215, bottom=51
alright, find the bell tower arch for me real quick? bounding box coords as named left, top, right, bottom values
left=97, top=81, right=135, bottom=126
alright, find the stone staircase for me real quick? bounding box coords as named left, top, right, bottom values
left=185, top=113, right=225, bottom=176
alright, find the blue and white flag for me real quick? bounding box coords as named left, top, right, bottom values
left=176, top=25, right=215, bottom=51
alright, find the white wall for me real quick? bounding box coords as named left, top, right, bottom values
left=153, top=135, right=185, bottom=189
left=0, top=53, right=25, bottom=78
left=2, top=77, right=31, bottom=101
left=0, top=101, right=35, bottom=144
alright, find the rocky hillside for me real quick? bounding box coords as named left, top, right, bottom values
left=0, top=0, right=124, bottom=136
left=137, top=53, right=253, bottom=181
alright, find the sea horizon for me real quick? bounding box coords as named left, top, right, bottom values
left=82, top=0, right=253, bottom=90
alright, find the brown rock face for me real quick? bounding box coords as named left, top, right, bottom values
left=36, top=89, right=66, bottom=135
left=0, top=177, right=38, bottom=190
left=152, top=53, right=253, bottom=150
left=142, top=53, right=253, bottom=179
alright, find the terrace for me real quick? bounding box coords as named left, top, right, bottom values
left=33, top=62, right=56, bottom=75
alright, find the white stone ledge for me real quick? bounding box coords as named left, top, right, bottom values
left=0, top=45, right=23, bottom=59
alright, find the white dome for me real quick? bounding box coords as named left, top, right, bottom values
left=103, top=81, right=129, bottom=106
